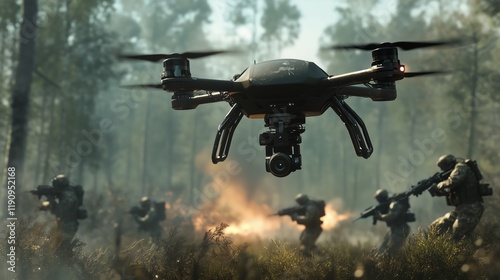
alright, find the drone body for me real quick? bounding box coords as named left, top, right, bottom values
left=120, top=40, right=456, bottom=177
left=231, top=59, right=333, bottom=118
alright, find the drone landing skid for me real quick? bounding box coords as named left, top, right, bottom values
left=212, top=104, right=244, bottom=164
left=330, top=97, right=373, bottom=158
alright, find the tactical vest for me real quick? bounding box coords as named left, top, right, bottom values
left=385, top=200, right=413, bottom=227
left=447, top=162, right=483, bottom=206
left=304, top=200, right=325, bottom=227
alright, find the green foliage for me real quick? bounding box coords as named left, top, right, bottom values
left=5, top=219, right=500, bottom=279
left=383, top=229, right=472, bottom=279
left=2, top=219, right=113, bottom=279
left=260, top=0, right=301, bottom=48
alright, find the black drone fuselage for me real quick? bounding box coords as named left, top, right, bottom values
left=230, top=59, right=333, bottom=118
left=159, top=50, right=405, bottom=177
left=122, top=40, right=454, bottom=177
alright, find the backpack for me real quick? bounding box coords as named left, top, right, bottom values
left=72, top=185, right=85, bottom=206
left=155, top=201, right=166, bottom=221
left=311, top=200, right=326, bottom=217
left=464, top=159, right=492, bottom=197
left=464, top=159, right=483, bottom=181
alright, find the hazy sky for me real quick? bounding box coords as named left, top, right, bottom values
left=208, top=0, right=399, bottom=70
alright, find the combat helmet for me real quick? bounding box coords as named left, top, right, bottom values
left=295, top=193, right=309, bottom=205
left=140, top=196, right=152, bottom=208
left=437, top=154, right=457, bottom=171
left=374, top=189, right=389, bottom=203
left=52, top=174, right=70, bottom=189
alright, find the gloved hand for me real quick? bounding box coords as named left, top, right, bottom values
left=437, top=181, right=446, bottom=190
left=39, top=201, right=50, bottom=211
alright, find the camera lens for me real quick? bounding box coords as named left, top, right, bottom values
left=268, top=153, right=292, bottom=177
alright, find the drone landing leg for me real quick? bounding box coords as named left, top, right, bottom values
left=330, top=97, right=373, bottom=158
left=212, top=104, right=244, bottom=163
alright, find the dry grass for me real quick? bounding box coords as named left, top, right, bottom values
left=3, top=219, right=500, bottom=280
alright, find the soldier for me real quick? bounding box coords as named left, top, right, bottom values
left=39, top=174, right=87, bottom=244
left=373, top=189, right=413, bottom=256
left=289, top=193, right=325, bottom=255
left=428, top=154, right=485, bottom=241
left=130, top=196, right=165, bottom=242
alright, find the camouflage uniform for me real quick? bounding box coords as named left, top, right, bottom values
left=132, top=197, right=163, bottom=242
left=374, top=189, right=411, bottom=256
left=429, top=155, right=484, bottom=241
left=40, top=175, right=84, bottom=242
left=291, top=194, right=324, bottom=254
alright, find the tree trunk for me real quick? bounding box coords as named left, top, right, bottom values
left=33, top=88, right=49, bottom=184
left=375, top=103, right=385, bottom=186
left=125, top=123, right=133, bottom=185
left=42, top=90, right=57, bottom=182
left=5, top=2, right=37, bottom=280
left=189, top=110, right=200, bottom=195
left=165, top=106, right=173, bottom=191
left=58, top=0, right=71, bottom=165
left=467, top=34, right=479, bottom=158
left=141, top=96, right=152, bottom=196
left=6, top=0, right=38, bottom=211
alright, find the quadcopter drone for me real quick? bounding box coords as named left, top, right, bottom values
left=120, top=40, right=458, bottom=177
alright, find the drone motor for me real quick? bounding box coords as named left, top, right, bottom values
left=162, top=57, right=197, bottom=109
left=370, top=47, right=404, bottom=90
left=162, top=57, right=191, bottom=78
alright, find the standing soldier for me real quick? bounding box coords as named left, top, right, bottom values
left=373, top=189, right=413, bottom=256
left=130, top=196, right=165, bottom=243
left=288, top=193, right=325, bottom=255
left=38, top=174, right=87, bottom=244
left=428, top=155, right=490, bottom=241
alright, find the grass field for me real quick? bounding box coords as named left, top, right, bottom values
left=4, top=219, right=500, bottom=280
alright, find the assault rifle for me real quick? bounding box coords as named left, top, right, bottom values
left=353, top=195, right=400, bottom=225
left=409, top=169, right=452, bottom=197
left=269, top=205, right=306, bottom=218
left=29, top=185, right=61, bottom=202
left=129, top=206, right=147, bottom=217
left=354, top=169, right=452, bottom=224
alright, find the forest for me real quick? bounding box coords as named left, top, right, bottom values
left=1, top=0, right=500, bottom=279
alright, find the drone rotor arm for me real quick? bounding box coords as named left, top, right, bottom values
left=120, top=83, right=163, bottom=89
left=162, top=78, right=244, bottom=92
left=322, top=67, right=404, bottom=88
left=171, top=91, right=227, bottom=110
left=335, top=86, right=397, bottom=101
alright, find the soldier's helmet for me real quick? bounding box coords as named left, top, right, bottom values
left=295, top=193, right=309, bottom=205
left=52, top=174, right=70, bottom=189
left=374, top=189, right=389, bottom=203
left=437, top=154, right=457, bottom=171
left=140, top=196, right=152, bottom=208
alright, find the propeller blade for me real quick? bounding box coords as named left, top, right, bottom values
left=118, top=50, right=237, bottom=62
left=392, top=40, right=462, bottom=50
left=324, top=39, right=462, bottom=51
left=120, top=83, right=163, bottom=89
left=404, top=71, right=449, bottom=78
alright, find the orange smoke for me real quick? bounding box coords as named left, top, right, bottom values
left=192, top=152, right=352, bottom=239
left=322, top=203, right=353, bottom=230
left=192, top=182, right=282, bottom=238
